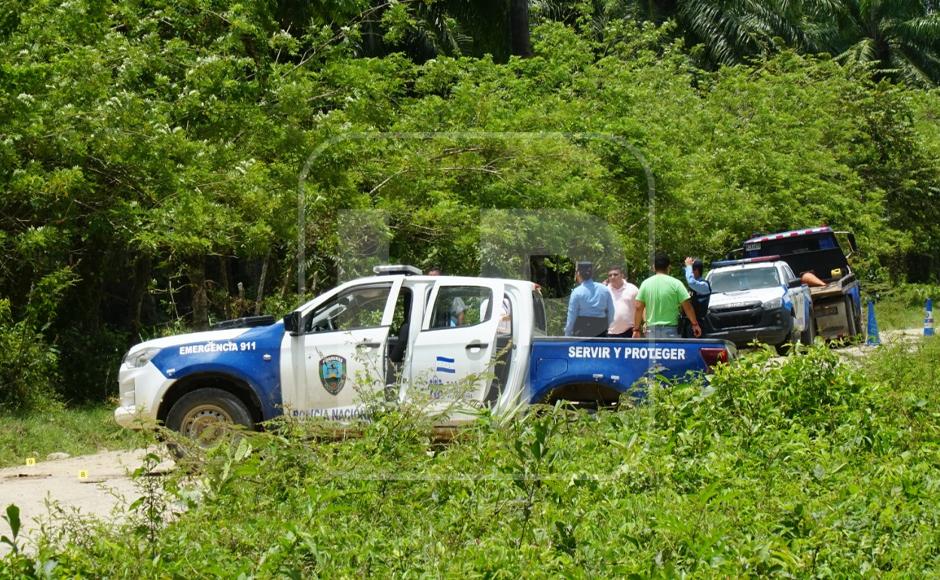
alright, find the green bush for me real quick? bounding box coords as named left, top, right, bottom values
left=6, top=340, right=940, bottom=576
left=0, top=299, right=61, bottom=413
left=891, top=284, right=940, bottom=308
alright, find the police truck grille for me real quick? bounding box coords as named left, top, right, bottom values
left=708, top=302, right=763, bottom=329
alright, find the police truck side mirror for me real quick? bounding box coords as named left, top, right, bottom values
left=788, top=279, right=803, bottom=289
left=283, top=311, right=302, bottom=335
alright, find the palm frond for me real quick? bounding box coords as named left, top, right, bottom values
left=836, top=36, right=877, bottom=63
left=894, top=15, right=940, bottom=45
left=886, top=44, right=937, bottom=85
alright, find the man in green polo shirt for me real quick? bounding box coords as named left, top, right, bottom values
left=632, top=251, right=702, bottom=339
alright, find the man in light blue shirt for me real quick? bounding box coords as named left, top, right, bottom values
left=565, top=262, right=615, bottom=337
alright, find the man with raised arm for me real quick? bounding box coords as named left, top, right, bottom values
left=633, top=252, right=701, bottom=339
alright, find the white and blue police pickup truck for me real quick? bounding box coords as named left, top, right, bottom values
left=115, top=266, right=735, bottom=440
left=704, top=258, right=814, bottom=352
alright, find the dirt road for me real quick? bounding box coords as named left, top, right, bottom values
left=0, top=449, right=173, bottom=556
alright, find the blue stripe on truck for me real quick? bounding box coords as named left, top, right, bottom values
left=527, top=337, right=732, bottom=404
left=149, top=322, right=286, bottom=420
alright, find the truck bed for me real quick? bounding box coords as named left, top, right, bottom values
left=527, top=337, right=735, bottom=405
left=809, top=273, right=857, bottom=300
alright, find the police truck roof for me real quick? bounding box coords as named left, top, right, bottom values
left=711, top=255, right=781, bottom=269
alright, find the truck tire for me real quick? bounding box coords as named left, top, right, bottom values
left=843, top=295, right=857, bottom=339
left=852, top=298, right=863, bottom=337
left=800, top=308, right=816, bottom=346
left=165, top=388, right=254, bottom=448
left=775, top=312, right=799, bottom=355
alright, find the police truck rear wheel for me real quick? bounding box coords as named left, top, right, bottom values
left=843, top=296, right=857, bottom=339
left=166, top=388, right=254, bottom=449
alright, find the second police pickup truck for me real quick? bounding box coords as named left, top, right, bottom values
left=741, top=226, right=862, bottom=341
left=704, top=258, right=814, bottom=352
left=115, top=266, right=735, bottom=440
left=704, top=226, right=862, bottom=350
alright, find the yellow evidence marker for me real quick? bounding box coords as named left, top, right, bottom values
left=25, top=457, right=36, bottom=466
left=78, top=470, right=89, bottom=479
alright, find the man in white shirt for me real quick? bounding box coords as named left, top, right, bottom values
left=606, top=266, right=639, bottom=337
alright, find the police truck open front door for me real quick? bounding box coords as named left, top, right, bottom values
left=408, top=281, right=504, bottom=410
left=288, top=278, right=403, bottom=418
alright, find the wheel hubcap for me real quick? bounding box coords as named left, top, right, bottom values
left=180, top=404, right=233, bottom=445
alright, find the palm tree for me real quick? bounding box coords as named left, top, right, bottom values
left=531, top=0, right=818, bottom=66
left=824, top=0, right=940, bottom=86
left=676, top=0, right=821, bottom=65
left=510, top=0, right=533, bottom=56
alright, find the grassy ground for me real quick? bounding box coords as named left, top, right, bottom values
left=869, top=299, right=928, bottom=331
left=865, top=283, right=938, bottom=331
left=0, top=405, right=151, bottom=468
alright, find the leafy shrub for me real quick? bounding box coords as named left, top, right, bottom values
left=6, top=340, right=940, bottom=576
left=703, top=344, right=867, bottom=433
left=891, top=284, right=940, bottom=308
left=0, top=299, right=61, bottom=413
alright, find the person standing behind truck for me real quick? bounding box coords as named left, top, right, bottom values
left=633, top=252, right=702, bottom=338
left=605, top=266, right=639, bottom=337
left=565, top=262, right=615, bottom=337
left=682, top=257, right=711, bottom=336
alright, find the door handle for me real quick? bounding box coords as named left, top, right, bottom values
left=357, top=341, right=381, bottom=349
left=466, top=342, right=489, bottom=350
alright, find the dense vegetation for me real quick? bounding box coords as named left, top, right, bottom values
left=1, top=1, right=939, bottom=411
left=2, top=339, right=938, bottom=576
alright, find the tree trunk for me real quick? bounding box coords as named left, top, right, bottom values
left=254, top=250, right=270, bottom=316
left=187, top=257, right=209, bottom=330
left=218, top=255, right=231, bottom=297
left=130, top=254, right=151, bottom=338
left=509, top=0, right=531, bottom=57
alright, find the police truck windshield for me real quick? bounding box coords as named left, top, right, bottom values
left=709, top=267, right=781, bottom=293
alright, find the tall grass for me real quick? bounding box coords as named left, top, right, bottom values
left=0, top=405, right=150, bottom=468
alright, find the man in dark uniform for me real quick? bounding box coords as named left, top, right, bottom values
left=682, top=257, right=711, bottom=337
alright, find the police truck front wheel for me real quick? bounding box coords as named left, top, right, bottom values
left=165, top=388, right=254, bottom=449
left=775, top=314, right=799, bottom=355
left=800, top=309, right=816, bottom=346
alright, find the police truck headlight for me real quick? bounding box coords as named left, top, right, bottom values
left=763, top=297, right=783, bottom=310
left=123, top=347, right=162, bottom=369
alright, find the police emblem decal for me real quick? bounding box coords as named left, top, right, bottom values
left=319, top=355, right=347, bottom=395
